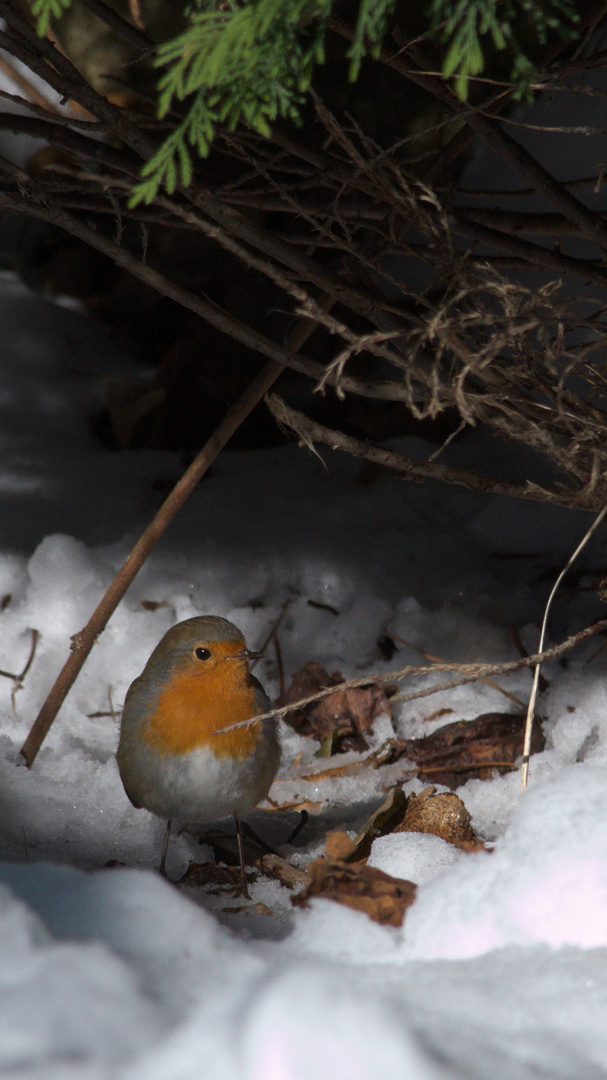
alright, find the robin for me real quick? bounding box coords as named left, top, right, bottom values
left=117, top=615, right=280, bottom=890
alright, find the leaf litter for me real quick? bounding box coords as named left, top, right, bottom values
left=276, top=660, right=396, bottom=752
left=182, top=659, right=543, bottom=923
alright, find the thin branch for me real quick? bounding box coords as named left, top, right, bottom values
left=0, top=182, right=409, bottom=402
left=0, top=53, right=60, bottom=113
left=265, top=394, right=602, bottom=510
left=209, top=618, right=607, bottom=735
left=390, top=632, right=526, bottom=707
left=0, top=111, right=141, bottom=173
left=456, top=206, right=607, bottom=238
left=457, top=176, right=605, bottom=198
left=452, top=212, right=607, bottom=287
left=331, top=18, right=607, bottom=255
left=0, top=629, right=39, bottom=684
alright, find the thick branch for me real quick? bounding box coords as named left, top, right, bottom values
left=20, top=358, right=283, bottom=766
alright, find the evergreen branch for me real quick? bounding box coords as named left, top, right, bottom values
left=429, top=0, right=579, bottom=100
left=142, top=0, right=396, bottom=199
left=27, top=0, right=584, bottom=195
left=130, top=96, right=215, bottom=204
left=346, top=0, right=396, bottom=80
left=30, top=0, right=71, bottom=35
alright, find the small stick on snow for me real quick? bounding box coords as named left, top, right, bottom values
left=0, top=629, right=40, bottom=711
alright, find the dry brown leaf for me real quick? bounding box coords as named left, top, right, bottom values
left=253, top=902, right=274, bottom=917
left=423, top=707, right=455, bottom=724
left=277, top=661, right=392, bottom=752
left=292, top=857, right=417, bottom=927
left=377, top=711, right=545, bottom=788
left=396, top=786, right=478, bottom=847
left=324, top=830, right=359, bottom=861
left=340, top=787, right=408, bottom=862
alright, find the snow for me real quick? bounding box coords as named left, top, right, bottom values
left=1, top=283, right=607, bottom=1080
left=2, top=72, right=607, bottom=1080
left=367, top=831, right=461, bottom=885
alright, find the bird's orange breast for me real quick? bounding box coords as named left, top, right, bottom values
left=141, top=661, right=261, bottom=759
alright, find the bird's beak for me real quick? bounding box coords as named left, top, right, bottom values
left=232, top=648, right=263, bottom=663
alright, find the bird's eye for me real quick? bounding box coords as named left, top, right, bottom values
left=194, top=646, right=211, bottom=661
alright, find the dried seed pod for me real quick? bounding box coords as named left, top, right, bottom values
left=396, top=786, right=477, bottom=847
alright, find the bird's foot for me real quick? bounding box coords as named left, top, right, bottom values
left=231, top=877, right=251, bottom=900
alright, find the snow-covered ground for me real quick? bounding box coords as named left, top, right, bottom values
left=1, top=267, right=607, bottom=1080
left=2, top=56, right=607, bottom=1080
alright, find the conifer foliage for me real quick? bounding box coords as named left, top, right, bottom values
left=29, top=0, right=579, bottom=202
left=1, top=0, right=606, bottom=511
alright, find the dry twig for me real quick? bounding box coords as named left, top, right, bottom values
left=209, top=617, right=607, bottom=736
left=520, top=502, right=607, bottom=789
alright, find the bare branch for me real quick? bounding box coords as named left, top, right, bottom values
left=266, top=394, right=601, bottom=510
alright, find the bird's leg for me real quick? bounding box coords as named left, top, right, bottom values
left=234, top=814, right=251, bottom=899
left=159, top=819, right=172, bottom=877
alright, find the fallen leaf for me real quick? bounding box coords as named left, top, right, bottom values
left=396, top=786, right=478, bottom=847
left=179, top=862, right=241, bottom=887
left=423, top=707, right=454, bottom=724
left=376, top=711, right=545, bottom=788
left=254, top=902, right=274, bottom=916
left=292, top=858, right=417, bottom=927
left=324, top=830, right=359, bottom=861
left=341, top=787, right=408, bottom=862
left=277, top=661, right=392, bottom=752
